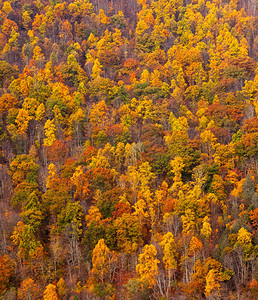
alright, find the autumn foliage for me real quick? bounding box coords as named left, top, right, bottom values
left=0, top=0, right=257, bottom=299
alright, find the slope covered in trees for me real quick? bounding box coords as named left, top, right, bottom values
left=0, top=0, right=257, bottom=299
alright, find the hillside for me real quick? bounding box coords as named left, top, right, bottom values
left=0, top=0, right=257, bottom=299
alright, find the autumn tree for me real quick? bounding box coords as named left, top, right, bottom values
left=0, top=254, right=15, bottom=294
left=136, top=244, right=160, bottom=288
left=87, top=239, right=117, bottom=298
left=43, top=284, right=58, bottom=300
left=9, top=154, right=39, bottom=207
left=158, top=232, right=178, bottom=298
left=18, top=278, right=40, bottom=300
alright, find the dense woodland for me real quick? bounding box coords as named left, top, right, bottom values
left=0, top=0, right=257, bottom=299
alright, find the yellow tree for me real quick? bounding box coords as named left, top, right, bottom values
left=205, top=269, right=221, bottom=299
left=87, top=239, right=117, bottom=297
left=46, top=163, right=58, bottom=189
left=159, top=232, right=177, bottom=297
left=200, top=129, right=218, bottom=158
left=237, top=227, right=252, bottom=244
left=136, top=244, right=160, bottom=288
left=22, top=11, right=31, bottom=29
left=112, top=29, right=123, bottom=47
left=43, top=284, right=58, bottom=300
left=230, top=227, right=254, bottom=286
left=85, top=205, right=103, bottom=227
left=2, top=2, right=13, bottom=15
left=140, top=69, right=150, bottom=83
left=15, top=109, right=31, bottom=135
left=68, top=0, right=93, bottom=19
left=160, top=232, right=177, bottom=271
left=201, top=216, right=212, bottom=240
left=170, top=156, right=185, bottom=191
left=127, top=162, right=157, bottom=233
left=18, top=278, right=39, bottom=300
left=98, top=9, right=110, bottom=24
left=91, top=58, right=103, bottom=79
left=44, top=119, right=56, bottom=146
left=35, top=103, right=45, bottom=121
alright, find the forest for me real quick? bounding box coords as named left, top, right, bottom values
left=0, top=0, right=257, bottom=299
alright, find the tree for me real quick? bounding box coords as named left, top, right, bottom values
left=89, top=100, right=108, bottom=130
left=43, top=164, right=71, bottom=216
left=56, top=201, right=83, bottom=235
left=182, top=257, right=233, bottom=298
left=9, top=154, right=40, bottom=207
left=18, top=278, right=40, bottom=300
left=22, top=11, right=32, bottom=30
left=0, top=94, right=19, bottom=114
left=68, top=0, right=93, bottom=20
left=136, top=244, right=160, bottom=288
left=158, top=232, right=178, bottom=298
left=11, top=221, right=43, bottom=260
left=201, top=216, right=212, bottom=239
left=15, top=108, right=31, bottom=135
left=87, top=239, right=117, bottom=297
left=98, top=9, right=110, bottom=24
left=35, top=103, right=45, bottom=121
left=57, top=278, right=67, bottom=299
left=44, top=119, right=56, bottom=146
left=43, top=284, right=58, bottom=300
left=1, top=19, right=18, bottom=37
left=205, top=269, right=221, bottom=298
left=160, top=232, right=177, bottom=271
left=2, top=2, right=13, bottom=15
left=71, top=166, right=90, bottom=200
left=237, top=227, right=252, bottom=244
left=170, top=156, right=185, bottom=191
left=9, top=155, right=39, bottom=187
left=0, top=61, right=18, bottom=87
left=0, top=254, right=15, bottom=294
left=113, top=212, right=142, bottom=254
left=20, top=191, right=44, bottom=232
left=200, top=130, right=218, bottom=158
